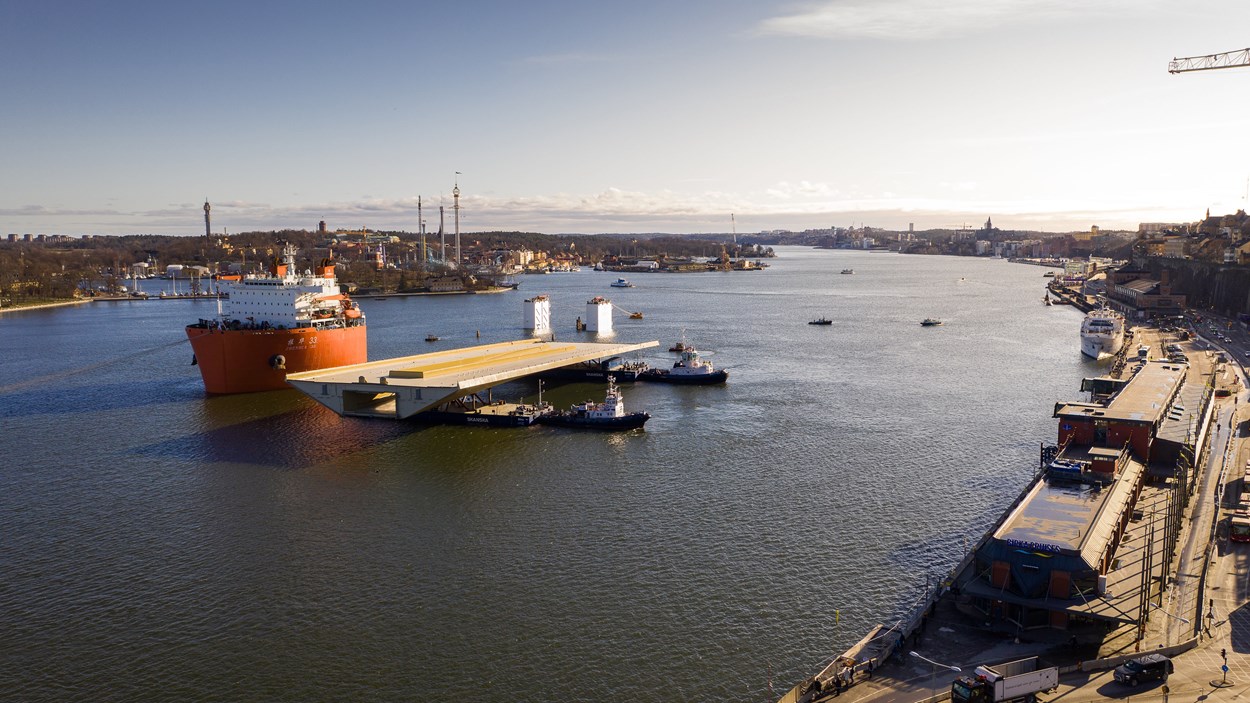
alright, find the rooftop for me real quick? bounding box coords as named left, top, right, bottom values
left=1055, top=361, right=1186, bottom=426
left=1119, top=279, right=1161, bottom=294
left=994, top=458, right=1143, bottom=562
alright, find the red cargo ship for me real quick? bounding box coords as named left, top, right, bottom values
left=186, top=244, right=366, bottom=394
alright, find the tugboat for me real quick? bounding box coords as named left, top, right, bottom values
left=640, top=346, right=728, bottom=385
left=425, top=334, right=441, bottom=342
left=921, top=318, right=943, bottom=327
left=808, top=317, right=833, bottom=325
left=539, top=378, right=650, bottom=430
left=610, top=278, right=635, bottom=288
left=840, top=269, right=854, bottom=275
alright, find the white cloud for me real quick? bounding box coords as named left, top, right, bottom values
left=756, top=0, right=1152, bottom=41
left=0, top=182, right=1210, bottom=236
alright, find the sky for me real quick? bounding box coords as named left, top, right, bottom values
left=3, top=0, right=1250, bottom=237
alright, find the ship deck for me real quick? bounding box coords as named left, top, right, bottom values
left=285, top=338, right=659, bottom=419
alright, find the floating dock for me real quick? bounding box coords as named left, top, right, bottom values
left=285, top=338, right=658, bottom=419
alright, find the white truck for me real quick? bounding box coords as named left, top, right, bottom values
left=951, top=657, right=1059, bottom=703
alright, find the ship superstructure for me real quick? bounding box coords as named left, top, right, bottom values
left=1080, top=307, right=1125, bottom=359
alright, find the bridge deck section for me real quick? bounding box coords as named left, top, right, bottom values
left=285, top=338, right=658, bottom=419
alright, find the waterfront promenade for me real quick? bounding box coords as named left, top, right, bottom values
left=782, top=323, right=1250, bottom=703
left=0, top=299, right=90, bottom=315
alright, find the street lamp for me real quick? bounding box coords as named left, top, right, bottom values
left=911, top=650, right=962, bottom=698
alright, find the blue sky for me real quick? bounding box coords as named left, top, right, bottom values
left=3, top=0, right=1250, bottom=236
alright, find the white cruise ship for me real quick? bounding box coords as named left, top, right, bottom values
left=1080, top=307, right=1125, bottom=359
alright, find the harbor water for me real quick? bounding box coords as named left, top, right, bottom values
left=1, top=248, right=1096, bottom=701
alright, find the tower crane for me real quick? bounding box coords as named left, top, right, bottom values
left=1168, top=47, right=1250, bottom=73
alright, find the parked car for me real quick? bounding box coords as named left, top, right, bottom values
left=1113, top=654, right=1172, bottom=686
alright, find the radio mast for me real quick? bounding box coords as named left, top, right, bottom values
left=203, top=199, right=211, bottom=253
left=453, top=172, right=462, bottom=268
left=418, top=195, right=426, bottom=265
left=438, top=206, right=446, bottom=262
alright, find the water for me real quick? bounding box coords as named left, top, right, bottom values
left=0, top=248, right=1097, bottom=702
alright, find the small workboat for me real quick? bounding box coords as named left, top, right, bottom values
left=808, top=317, right=833, bottom=325
left=921, top=318, right=943, bottom=327
left=610, top=278, right=635, bottom=288
left=425, top=334, right=440, bottom=342
left=538, top=378, right=650, bottom=430
left=840, top=269, right=854, bottom=275
left=669, top=341, right=687, bottom=352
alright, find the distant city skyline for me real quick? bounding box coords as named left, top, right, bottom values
left=3, top=1, right=1249, bottom=237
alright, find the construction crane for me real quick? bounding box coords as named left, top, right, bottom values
left=1168, top=47, right=1250, bottom=73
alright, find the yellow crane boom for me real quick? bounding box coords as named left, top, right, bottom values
left=1169, top=47, right=1250, bottom=73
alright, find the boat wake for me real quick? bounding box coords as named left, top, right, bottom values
left=0, top=338, right=188, bottom=395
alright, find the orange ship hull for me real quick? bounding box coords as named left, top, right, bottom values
left=186, top=325, right=367, bottom=394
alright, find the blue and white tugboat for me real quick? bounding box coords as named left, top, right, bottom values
left=639, top=346, right=728, bottom=385
left=539, top=378, right=650, bottom=430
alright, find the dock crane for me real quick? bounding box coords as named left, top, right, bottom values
left=1168, top=47, right=1250, bottom=73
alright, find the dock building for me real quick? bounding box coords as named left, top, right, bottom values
left=1104, top=267, right=1187, bottom=320
left=955, top=360, right=1212, bottom=633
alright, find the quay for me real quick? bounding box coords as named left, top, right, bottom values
left=780, top=322, right=1246, bottom=703
left=1009, top=257, right=1067, bottom=269
left=1045, top=284, right=1093, bottom=312
left=353, top=286, right=516, bottom=298
left=285, top=338, right=658, bottom=420
left=90, top=295, right=225, bottom=302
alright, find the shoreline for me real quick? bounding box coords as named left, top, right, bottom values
left=0, top=299, right=92, bottom=315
